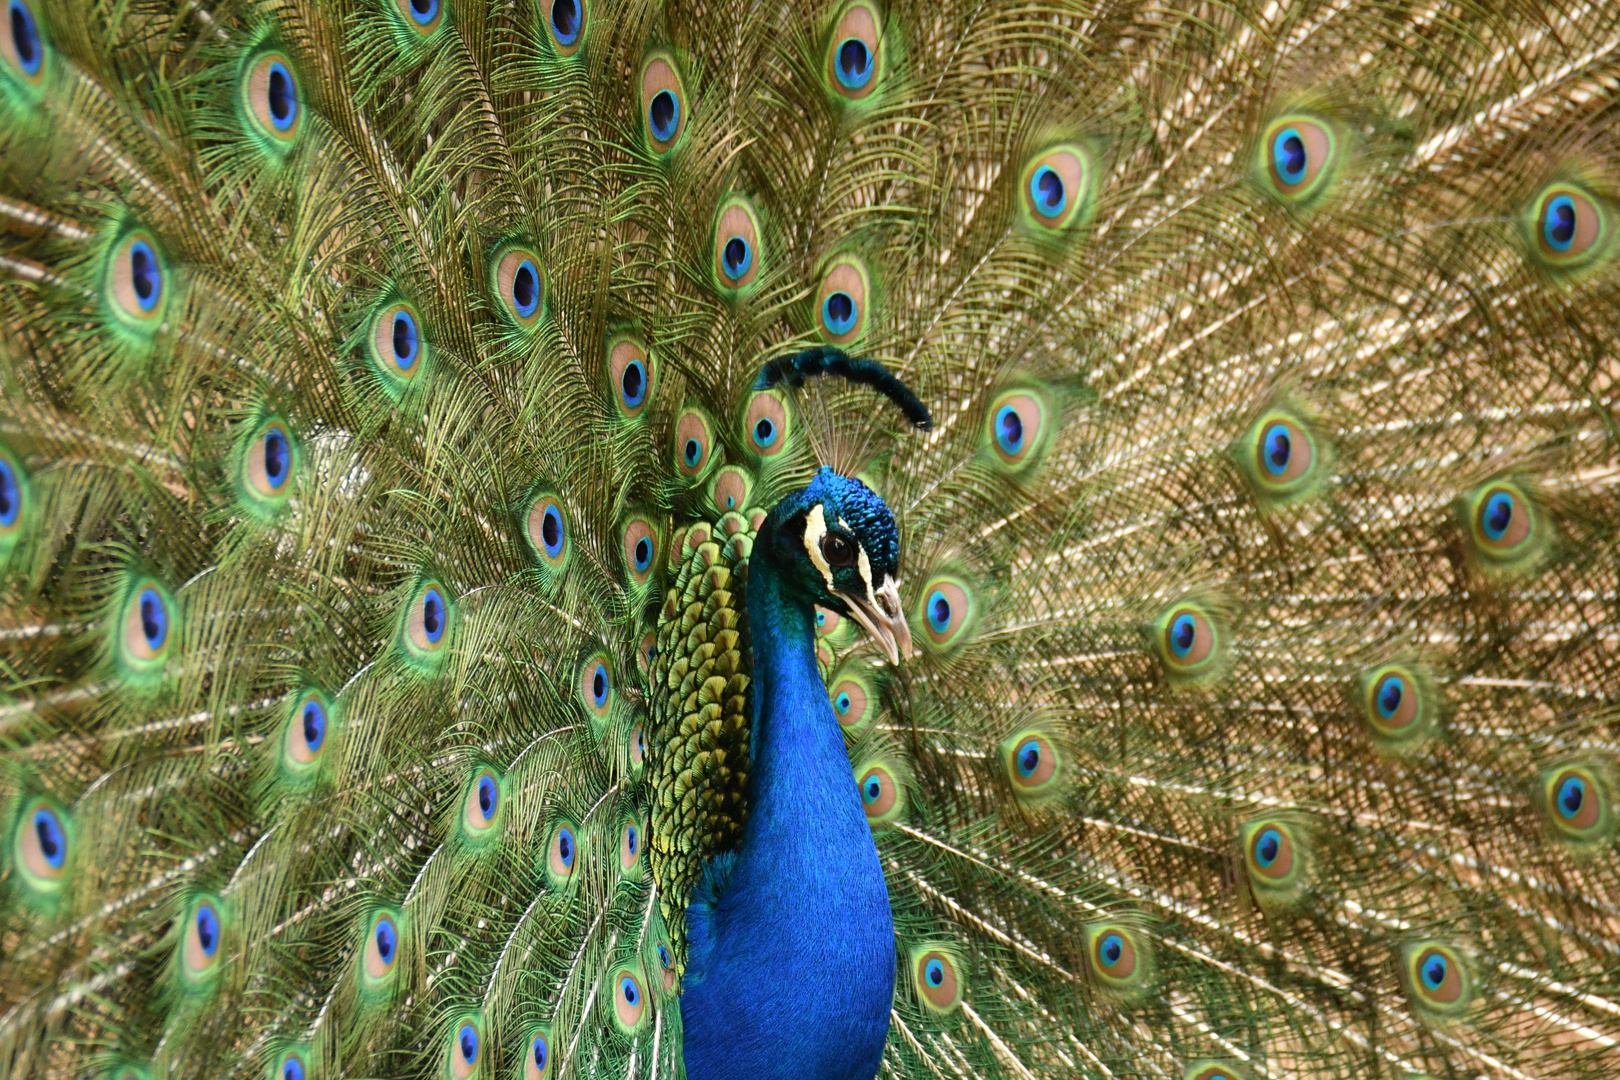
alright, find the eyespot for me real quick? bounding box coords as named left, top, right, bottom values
left=493, top=247, right=544, bottom=327
left=621, top=516, right=658, bottom=586
left=242, top=417, right=296, bottom=513
left=912, top=948, right=963, bottom=1013
left=547, top=821, right=578, bottom=885
left=1404, top=942, right=1472, bottom=1016
left=984, top=390, right=1048, bottom=470
left=1002, top=730, right=1060, bottom=794
left=2, top=0, right=47, bottom=86
left=816, top=257, right=871, bottom=345
left=462, top=769, right=501, bottom=836
left=1529, top=182, right=1611, bottom=271
left=1360, top=663, right=1436, bottom=746
left=0, top=446, right=29, bottom=551
left=449, top=1019, right=481, bottom=1080
left=525, top=489, right=569, bottom=570
left=714, top=197, right=762, bottom=290
left=825, top=2, right=881, bottom=100
left=1186, top=1063, right=1252, bottom=1080
left=106, top=231, right=166, bottom=325
left=914, top=577, right=973, bottom=653
left=673, top=406, right=717, bottom=480
left=815, top=604, right=845, bottom=638
left=1542, top=764, right=1608, bottom=840
left=656, top=941, right=677, bottom=990
left=1463, top=481, right=1543, bottom=570
left=1256, top=114, right=1340, bottom=207
left=1236, top=406, right=1329, bottom=506
left=369, top=301, right=425, bottom=384
left=184, top=898, right=224, bottom=979
left=1152, top=601, right=1223, bottom=682
left=574, top=651, right=614, bottom=723
left=641, top=52, right=686, bottom=154
left=14, top=798, right=68, bottom=891
left=1240, top=820, right=1303, bottom=887
left=278, top=1051, right=307, bottom=1080
left=363, top=910, right=401, bottom=984
left=855, top=761, right=903, bottom=827
left=242, top=53, right=301, bottom=145
left=525, top=1028, right=554, bottom=1080
left=709, top=465, right=753, bottom=516
left=283, top=690, right=331, bottom=772
left=1085, top=923, right=1146, bottom=990
left=542, top=0, right=584, bottom=55
left=741, top=391, right=790, bottom=458
left=628, top=723, right=646, bottom=772
left=1019, top=145, right=1095, bottom=232
left=607, top=335, right=653, bottom=420
left=619, top=813, right=642, bottom=875
left=120, top=579, right=177, bottom=676
left=402, top=580, right=452, bottom=661
left=829, top=671, right=874, bottom=731
left=393, top=0, right=444, bottom=35
left=612, top=968, right=648, bottom=1032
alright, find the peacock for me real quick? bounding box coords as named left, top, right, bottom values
left=2, top=0, right=1618, bottom=1077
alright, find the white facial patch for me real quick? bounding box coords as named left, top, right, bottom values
left=803, top=504, right=835, bottom=590
left=856, top=545, right=876, bottom=606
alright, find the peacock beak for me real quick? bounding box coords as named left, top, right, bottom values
left=840, top=576, right=913, bottom=665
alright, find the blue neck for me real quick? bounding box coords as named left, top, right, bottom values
left=679, top=548, right=895, bottom=1080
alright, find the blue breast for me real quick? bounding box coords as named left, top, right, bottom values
left=679, top=556, right=895, bottom=1080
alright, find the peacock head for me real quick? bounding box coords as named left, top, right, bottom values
left=761, top=466, right=913, bottom=664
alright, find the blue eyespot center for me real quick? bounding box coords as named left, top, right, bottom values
left=558, top=828, right=574, bottom=866
left=1545, top=194, right=1577, bottom=251
left=477, top=775, right=497, bottom=820
left=822, top=291, right=857, bottom=335
left=301, top=699, right=326, bottom=751
left=634, top=537, right=652, bottom=572
left=550, top=0, right=579, bottom=44
left=1557, top=776, right=1586, bottom=819
left=722, top=236, right=752, bottom=280
left=1255, top=828, right=1281, bottom=867
left=1099, top=933, right=1123, bottom=967
left=1262, top=423, right=1292, bottom=476
left=421, top=588, right=445, bottom=643
left=139, top=587, right=167, bottom=650
left=863, top=777, right=882, bottom=803
left=592, top=664, right=608, bottom=707
left=683, top=438, right=702, bottom=466
left=621, top=976, right=639, bottom=1005
left=835, top=37, right=872, bottom=89
left=1168, top=612, right=1196, bottom=658
left=924, top=958, right=945, bottom=986
left=626, top=824, right=638, bottom=854
left=32, top=808, right=64, bottom=868
left=375, top=917, right=397, bottom=963
left=1375, top=675, right=1404, bottom=720
left=392, top=310, right=420, bottom=370
left=1274, top=127, right=1307, bottom=185
left=196, top=904, right=220, bottom=956
left=409, top=0, right=438, bottom=25
left=129, top=241, right=161, bottom=311
left=0, top=459, right=20, bottom=528
left=1481, top=491, right=1514, bottom=541
left=927, top=591, right=951, bottom=634
left=532, top=1036, right=549, bottom=1069
left=1016, top=739, right=1041, bottom=779
left=658, top=943, right=672, bottom=967
left=835, top=692, right=851, bottom=715
left=1030, top=165, right=1065, bottom=218
left=512, top=260, right=540, bottom=317
left=267, top=62, right=297, bottom=130
left=753, top=418, right=775, bottom=448
left=10, top=2, right=41, bottom=76
left=458, top=1024, right=478, bottom=1064
left=995, top=404, right=1024, bottom=454
left=282, top=1056, right=304, bottom=1080
left=263, top=428, right=289, bottom=487
left=621, top=359, right=646, bottom=406
left=1421, top=953, right=1448, bottom=990
left=540, top=504, right=565, bottom=557
left=648, top=89, right=679, bottom=143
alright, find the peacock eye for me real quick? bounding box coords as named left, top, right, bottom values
left=820, top=531, right=857, bottom=568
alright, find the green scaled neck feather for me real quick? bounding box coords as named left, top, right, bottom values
left=2, top=2, right=1619, bottom=1080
